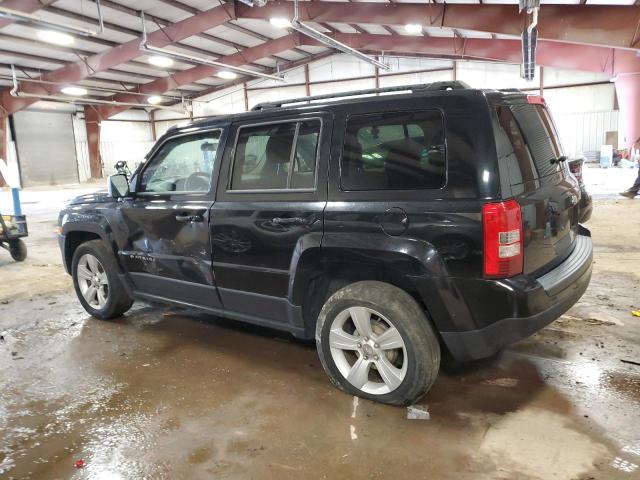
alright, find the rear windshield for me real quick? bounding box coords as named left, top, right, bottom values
left=508, top=104, right=564, bottom=179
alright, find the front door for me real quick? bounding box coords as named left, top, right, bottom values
left=211, top=115, right=330, bottom=329
left=118, top=128, right=225, bottom=309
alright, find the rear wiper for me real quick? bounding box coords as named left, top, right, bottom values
left=550, top=155, right=568, bottom=165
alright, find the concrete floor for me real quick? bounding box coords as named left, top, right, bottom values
left=0, top=182, right=639, bottom=480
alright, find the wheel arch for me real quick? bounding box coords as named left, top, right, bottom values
left=290, top=233, right=449, bottom=338
left=62, top=223, right=115, bottom=273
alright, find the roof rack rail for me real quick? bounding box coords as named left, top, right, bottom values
left=499, top=88, right=524, bottom=93
left=251, top=81, right=471, bottom=111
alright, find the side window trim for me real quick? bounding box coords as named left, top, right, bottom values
left=226, top=117, right=323, bottom=194
left=136, top=127, right=223, bottom=197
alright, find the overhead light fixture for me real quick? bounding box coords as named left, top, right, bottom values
left=9, top=64, right=184, bottom=112
left=147, top=95, right=163, bottom=105
left=217, top=71, right=238, bottom=80
left=37, top=30, right=75, bottom=46
left=0, top=2, right=104, bottom=37
left=148, top=55, right=174, bottom=68
left=404, top=24, right=422, bottom=35
left=61, top=86, right=88, bottom=96
left=138, top=11, right=285, bottom=82
left=270, top=17, right=292, bottom=29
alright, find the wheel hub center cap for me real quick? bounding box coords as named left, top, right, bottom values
left=362, top=344, right=374, bottom=356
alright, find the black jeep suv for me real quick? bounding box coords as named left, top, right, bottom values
left=58, top=81, right=593, bottom=405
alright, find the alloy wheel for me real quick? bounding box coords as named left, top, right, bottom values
left=76, top=253, right=109, bottom=309
left=329, top=306, right=408, bottom=395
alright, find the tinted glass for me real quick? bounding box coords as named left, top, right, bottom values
left=510, top=104, right=563, bottom=178
left=341, top=110, right=446, bottom=191
left=495, top=106, right=538, bottom=185
left=291, top=120, right=320, bottom=189
left=140, top=131, right=221, bottom=193
left=231, top=120, right=320, bottom=191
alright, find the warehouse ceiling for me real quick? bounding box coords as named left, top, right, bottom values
left=0, top=0, right=639, bottom=118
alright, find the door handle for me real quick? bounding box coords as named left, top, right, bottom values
left=272, top=217, right=310, bottom=225
left=176, top=210, right=206, bottom=222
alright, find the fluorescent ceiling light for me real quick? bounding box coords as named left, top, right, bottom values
left=404, top=24, right=422, bottom=34
left=61, top=86, right=88, bottom=96
left=37, top=30, right=74, bottom=46
left=270, top=17, right=292, bottom=29
left=147, top=95, right=163, bottom=104
left=148, top=55, right=174, bottom=68
left=217, top=71, right=238, bottom=80
left=140, top=44, right=285, bottom=82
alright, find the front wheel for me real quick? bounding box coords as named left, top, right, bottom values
left=316, top=281, right=440, bottom=405
left=9, top=239, right=27, bottom=261
left=72, top=240, right=133, bottom=320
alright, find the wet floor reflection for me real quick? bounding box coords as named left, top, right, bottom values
left=1, top=298, right=639, bottom=480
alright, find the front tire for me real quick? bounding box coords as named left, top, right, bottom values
left=9, top=239, right=27, bottom=261
left=316, top=281, right=440, bottom=406
left=72, top=240, right=133, bottom=320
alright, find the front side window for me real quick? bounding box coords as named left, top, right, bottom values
left=230, top=119, right=320, bottom=191
left=341, top=110, right=446, bottom=191
left=140, top=131, right=221, bottom=193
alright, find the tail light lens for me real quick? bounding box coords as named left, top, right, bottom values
left=483, top=200, right=523, bottom=278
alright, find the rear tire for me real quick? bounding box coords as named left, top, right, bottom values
left=72, top=240, right=133, bottom=320
left=9, top=239, right=27, bottom=262
left=316, top=281, right=440, bottom=405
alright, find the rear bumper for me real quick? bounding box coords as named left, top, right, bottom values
left=440, top=230, right=593, bottom=362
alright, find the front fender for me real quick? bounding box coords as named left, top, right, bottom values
left=59, top=208, right=121, bottom=272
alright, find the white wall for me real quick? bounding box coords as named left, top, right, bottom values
left=98, top=120, right=154, bottom=175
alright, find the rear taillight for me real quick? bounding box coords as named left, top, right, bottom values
left=483, top=200, right=523, bottom=278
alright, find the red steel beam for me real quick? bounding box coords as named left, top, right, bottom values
left=95, top=34, right=300, bottom=119
left=0, top=0, right=57, bottom=29
left=298, top=33, right=640, bottom=76
left=0, top=3, right=236, bottom=115
left=237, top=1, right=640, bottom=51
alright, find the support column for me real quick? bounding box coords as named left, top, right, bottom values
left=84, top=106, right=103, bottom=179
left=243, top=82, right=249, bottom=111
left=149, top=110, right=157, bottom=141
left=614, top=75, right=640, bottom=150
left=304, top=64, right=311, bottom=97
left=0, top=115, right=7, bottom=186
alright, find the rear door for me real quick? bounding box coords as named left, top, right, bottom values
left=494, top=99, right=581, bottom=275
left=210, top=114, right=330, bottom=328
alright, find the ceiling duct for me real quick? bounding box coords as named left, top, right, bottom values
left=138, top=11, right=285, bottom=82
left=0, top=1, right=104, bottom=37
left=289, top=0, right=390, bottom=71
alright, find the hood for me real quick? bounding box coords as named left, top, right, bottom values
left=68, top=190, right=111, bottom=205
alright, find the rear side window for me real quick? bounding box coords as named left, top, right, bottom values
left=495, top=106, right=538, bottom=185
left=341, top=110, right=446, bottom=191
left=230, top=119, right=320, bottom=191
left=510, top=104, right=563, bottom=178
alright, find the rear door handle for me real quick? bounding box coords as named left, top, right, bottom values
left=272, top=217, right=309, bottom=225
left=176, top=210, right=206, bottom=223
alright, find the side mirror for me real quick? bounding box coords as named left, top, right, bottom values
left=108, top=173, right=130, bottom=198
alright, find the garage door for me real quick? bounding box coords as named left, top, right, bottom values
left=13, top=110, right=79, bottom=186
